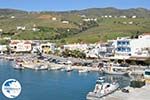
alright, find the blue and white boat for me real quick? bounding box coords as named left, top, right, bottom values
left=86, top=77, right=119, bottom=100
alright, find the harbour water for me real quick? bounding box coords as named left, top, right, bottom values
left=0, top=60, right=130, bottom=100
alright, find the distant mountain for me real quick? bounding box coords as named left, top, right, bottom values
left=0, top=7, right=150, bottom=18
left=63, top=7, right=150, bottom=18
left=0, top=8, right=27, bottom=15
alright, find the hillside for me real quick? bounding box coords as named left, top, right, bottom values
left=67, top=7, right=150, bottom=18
left=0, top=7, right=150, bottom=44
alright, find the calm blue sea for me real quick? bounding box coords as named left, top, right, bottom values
left=0, top=59, right=130, bottom=100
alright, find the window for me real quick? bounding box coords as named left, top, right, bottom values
left=117, top=48, right=121, bottom=51
left=122, top=48, right=126, bottom=52
left=117, top=41, right=121, bottom=45
left=145, top=71, right=150, bottom=75
left=126, top=48, right=131, bottom=52
left=126, top=41, right=129, bottom=45
left=122, top=41, right=126, bottom=45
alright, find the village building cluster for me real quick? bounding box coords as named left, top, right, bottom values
left=0, top=34, right=149, bottom=62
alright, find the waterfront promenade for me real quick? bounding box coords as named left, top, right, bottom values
left=102, top=83, right=150, bottom=100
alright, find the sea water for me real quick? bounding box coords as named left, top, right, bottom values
left=0, top=60, right=130, bottom=100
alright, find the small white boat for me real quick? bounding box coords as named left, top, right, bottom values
left=13, top=63, right=24, bottom=70
left=34, top=65, right=48, bottom=70
left=96, top=77, right=105, bottom=83
left=86, top=77, right=119, bottom=100
left=65, top=66, right=73, bottom=72
left=49, top=66, right=63, bottom=71
left=102, top=63, right=130, bottom=75
left=78, top=69, right=90, bottom=73
left=144, top=69, right=150, bottom=80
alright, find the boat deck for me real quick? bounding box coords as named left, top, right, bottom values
left=102, top=84, right=150, bottom=100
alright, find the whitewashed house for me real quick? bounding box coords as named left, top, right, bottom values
left=0, top=45, right=7, bottom=54
left=109, top=15, right=112, bottom=18
left=9, top=40, right=32, bottom=53
left=83, top=18, right=97, bottom=22
left=11, top=16, right=15, bottom=19
left=104, top=15, right=108, bottom=18
left=128, top=21, right=133, bottom=25
left=63, top=43, right=88, bottom=51
left=120, top=16, right=127, bottom=18
left=32, top=28, right=40, bottom=32
left=80, top=15, right=86, bottom=18
left=39, top=43, right=56, bottom=54
left=62, top=21, right=69, bottom=24
left=111, top=35, right=150, bottom=59
left=17, top=26, right=26, bottom=31
left=85, top=43, right=112, bottom=58
left=0, top=29, right=3, bottom=35
left=132, top=16, right=137, bottom=18
left=52, top=17, right=57, bottom=21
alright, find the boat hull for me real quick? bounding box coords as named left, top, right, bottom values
left=86, top=85, right=119, bottom=100
left=104, top=71, right=128, bottom=75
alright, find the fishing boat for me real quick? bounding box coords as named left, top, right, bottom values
left=102, top=63, right=130, bottom=75
left=34, top=64, right=48, bottom=70
left=96, top=77, right=105, bottom=83
left=144, top=69, right=150, bottom=80
left=13, top=63, right=24, bottom=70
left=65, top=66, right=73, bottom=72
left=78, top=69, right=90, bottom=73
left=86, top=77, right=119, bottom=100
left=49, top=66, right=63, bottom=71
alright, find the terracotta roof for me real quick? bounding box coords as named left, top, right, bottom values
left=24, top=41, right=31, bottom=44
left=10, top=41, right=19, bottom=44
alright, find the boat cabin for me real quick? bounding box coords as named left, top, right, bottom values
left=144, top=69, right=150, bottom=80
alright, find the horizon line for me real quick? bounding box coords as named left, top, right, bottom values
left=0, top=7, right=150, bottom=12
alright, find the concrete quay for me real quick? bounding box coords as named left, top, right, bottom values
left=101, top=84, right=150, bottom=100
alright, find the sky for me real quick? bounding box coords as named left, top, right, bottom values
left=0, top=0, right=149, bottom=11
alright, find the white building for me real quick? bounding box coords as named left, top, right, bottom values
left=0, top=29, right=3, bottom=35
left=111, top=35, right=150, bottom=59
left=104, top=15, right=108, bottom=18
left=63, top=43, right=88, bottom=51
left=32, top=28, right=40, bottom=32
left=62, top=21, right=69, bottom=24
left=120, top=16, right=127, bottom=18
left=132, top=16, right=137, bottom=18
left=39, top=43, right=56, bottom=54
left=80, top=15, right=86, bottom=18
left=11, top=16, right=15, bottom=19
left=85, top=43, right=112, bottom=58
left=52, top=17, right=57, bottom=21
left=0, top=45, right=7, bottom=54
left=82, top=18, right=97, bottom=22
left=17, top=26, right=26, bottom=31
left=9, top=40, right=32, bottom=53
left=109, top=15, right=112, bottom=18
left=128, top=21, right=133, bottom=25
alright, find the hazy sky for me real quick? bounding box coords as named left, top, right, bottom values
left=0, top=0, right=149, bottom=11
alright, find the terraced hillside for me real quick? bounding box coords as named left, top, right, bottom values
left=0, top=8, right=150, bottom=44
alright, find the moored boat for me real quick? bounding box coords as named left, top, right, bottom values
left=49, top=66, right=63, bottom=71
left=86, top=77, right=119, bottom=100
left=102, top=63, right=130, bottom=75
left=13, top=63, right=24, bottom=70
left=65, top=66, right=73, bottom=72
left=34, top=64, right=48, bottom=70
left=144, top=69, right=150, bottom=80
left=78, top=69, right=90, bottom=73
